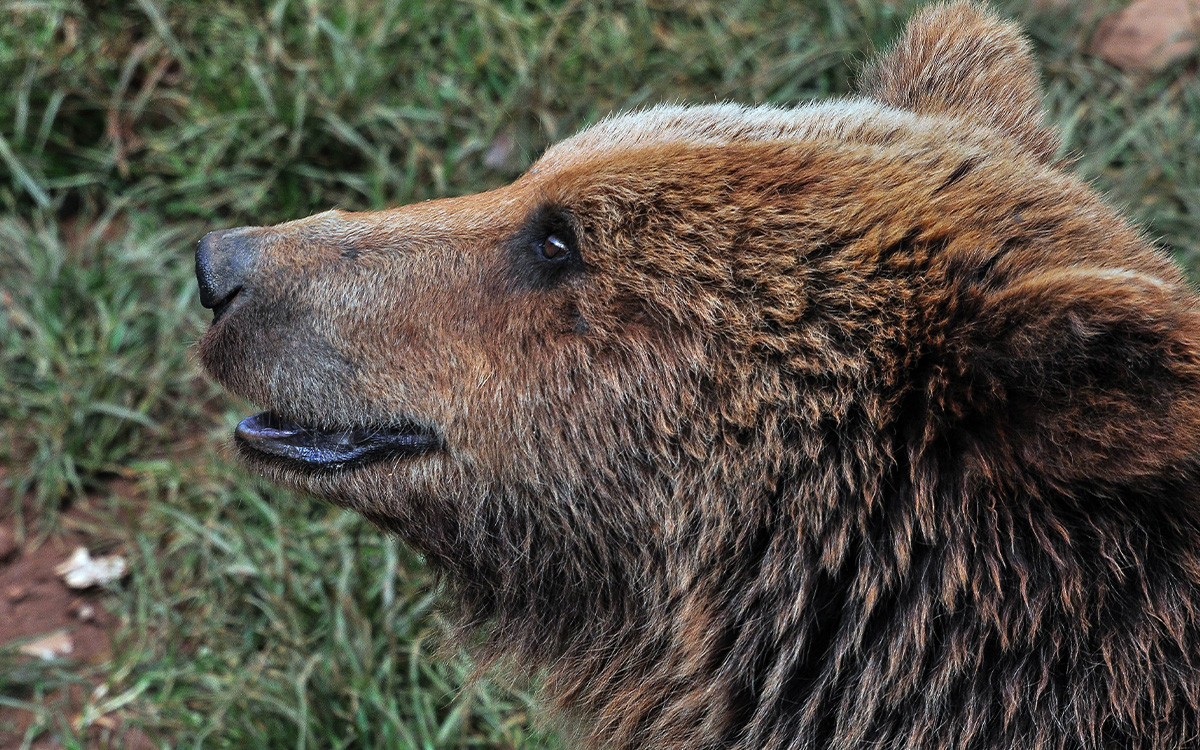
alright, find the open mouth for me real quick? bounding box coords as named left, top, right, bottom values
left=234, top=411, right=440, bottom=470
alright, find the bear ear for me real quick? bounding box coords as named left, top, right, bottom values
left=859, top=1, right=1059, bottom=163
left=954, top=268, right=1200, bottom=493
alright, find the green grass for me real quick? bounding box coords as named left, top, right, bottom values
left=0, top=213, right=203, bottom=527
left=1, top=0, right=1197, bottom=746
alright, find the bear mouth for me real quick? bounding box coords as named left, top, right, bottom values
left=234, top=411, right=440, bottom=470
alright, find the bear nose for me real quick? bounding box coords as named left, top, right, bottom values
left=196, top=228, right=258, bottom=318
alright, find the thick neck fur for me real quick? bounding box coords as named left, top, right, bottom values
left=438, top=393, right=1200, bottom=750
left=409, top=211, right=1200, bottom=748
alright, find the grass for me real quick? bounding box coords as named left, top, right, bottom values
left=0, top=0, right=1197, bottom=746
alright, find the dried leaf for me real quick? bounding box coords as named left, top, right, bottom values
left=54, top=547, right=128, bottom=589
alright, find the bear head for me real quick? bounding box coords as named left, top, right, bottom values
left=196, top=4, right=1200, bottom=748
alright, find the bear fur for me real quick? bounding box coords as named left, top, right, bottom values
left=196, top=3, right=1200, bottom=748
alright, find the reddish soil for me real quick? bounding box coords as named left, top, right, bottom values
left=0, top=524, right=118, bottom=662
left=0, top=476, right=152, bottom=749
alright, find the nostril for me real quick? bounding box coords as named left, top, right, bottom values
left=196, top=227, right=259, bottom=320
left=209, top=285, right=243, bottom=323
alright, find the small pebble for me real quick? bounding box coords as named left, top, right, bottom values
left=5, top=584, right=28, bottom=603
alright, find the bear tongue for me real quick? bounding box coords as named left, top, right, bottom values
left=235, top=411, right=436, bottom=468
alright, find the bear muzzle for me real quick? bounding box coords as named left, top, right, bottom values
left=195, top=224, right=445, bottom=472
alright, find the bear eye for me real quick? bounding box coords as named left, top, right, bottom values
left=538, top=234, right=571, bottom=262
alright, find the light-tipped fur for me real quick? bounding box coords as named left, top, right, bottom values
left=197, top=4, right=1200, bottom=748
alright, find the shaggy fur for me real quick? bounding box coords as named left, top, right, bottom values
left=196, top=4, right=1200, bottom=748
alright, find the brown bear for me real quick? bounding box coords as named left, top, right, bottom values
left=194, top=3, right=1200, bottom=748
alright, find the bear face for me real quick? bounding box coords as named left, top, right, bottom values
left=195, top=3, right=1200, bottom=749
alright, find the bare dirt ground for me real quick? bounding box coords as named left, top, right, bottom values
left=0, top=478, right=151, bottom=749
left=0, top=517, right=118, bottom=665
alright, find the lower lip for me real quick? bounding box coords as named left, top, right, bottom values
left=234, top=411, right=439, bottom=470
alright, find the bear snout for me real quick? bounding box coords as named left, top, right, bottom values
left=196, top=227, right=260, bottom=322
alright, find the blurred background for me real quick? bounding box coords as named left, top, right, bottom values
left=0, top=0, right=1196, bottom=746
